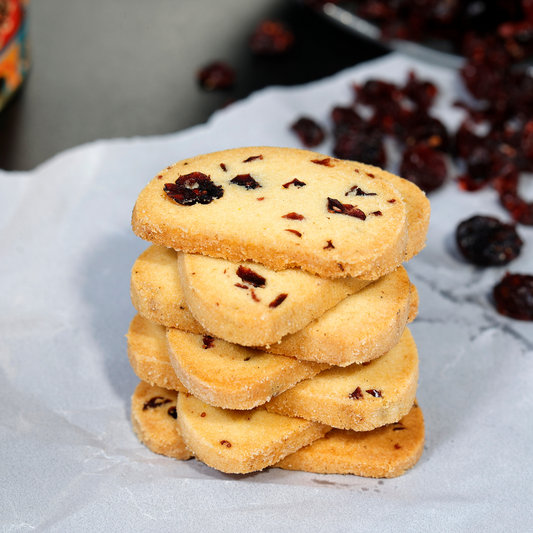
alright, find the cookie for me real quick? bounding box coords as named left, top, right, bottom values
left=131, top=381, right=192, bottom=460
left=132, top=146, right=408, bottom=280
left=176, top=393, right=330, bottom=474
left=177, top=251, right=369, bottom=346
left=276, top=401, right=424, bottom=478
left=265, top=328, right=418, bottom=431
left=131, top=245, right=416, bottom=366
left=264, top=266, right=415, bottom=366
left=166, top=327, right=329, bottom=410
left=126, top=313, right=188, bottom=392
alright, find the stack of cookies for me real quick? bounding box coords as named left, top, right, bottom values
left=127, top=147, right=430, bottom=478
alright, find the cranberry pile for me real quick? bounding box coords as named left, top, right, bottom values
left=321, top=0, right=533, bottom=64
left=291, top=71, right=450, bottom=194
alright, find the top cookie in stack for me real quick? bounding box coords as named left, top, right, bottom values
left=129, top=146, right=430, bottom=476
left=132, top=146, right=412, bottom=281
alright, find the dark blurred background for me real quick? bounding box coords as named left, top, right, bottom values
left=0, top=0, right=386, bottom=171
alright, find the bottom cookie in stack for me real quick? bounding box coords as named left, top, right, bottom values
left=132, top=381, right=424, bottom=478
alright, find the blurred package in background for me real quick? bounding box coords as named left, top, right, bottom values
left=0, top=0, right=30, bottom=112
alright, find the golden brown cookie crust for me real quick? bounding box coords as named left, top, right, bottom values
left=132, top=147, right=408, bottom=280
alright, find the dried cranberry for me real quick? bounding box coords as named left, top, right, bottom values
left=456, top=215, right=523, bottom=266
left=493, top=273, right=533, bottom=320
left=236, top=266, right=266, bottom=288
left=249, top=20, right=294, bottom=55
left=400, top=144, right=447, bottom=193
left=327, top=198, right=366, bottom=220
left=333, top=128, right=386, bottom=168
left=164, top=172, right=224, bottom=206
left=230, top=174, right=262, bottom=190
left=143, top=397, right=171, bottom=411
left=197, top=61, right=235, bottom=90
left=291, top=117, right=325, bottom=147
left=403, top=71, right=438, bottom=111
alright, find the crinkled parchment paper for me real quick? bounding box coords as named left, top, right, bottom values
left=1, top=54, right=532, bottom=532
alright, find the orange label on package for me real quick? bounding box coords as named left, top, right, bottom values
left=0, top=0, right=30, bottom=111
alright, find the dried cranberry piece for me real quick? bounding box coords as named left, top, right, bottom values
left=197, top=61, right=235, bottom=90
left=493, top=273, right=533, bottom=320
left=202, top=335, right=215, bottom=349
left=249, top=20, right=294, bottom=55
left=236, top=266, right=266, bottom=288
left=164, top=172, right=224, bottom=205
left=291, top=117, right=325, bottom=147
left=403, top=71, right=438, bottom=111
left=349, top=387, right=364, bottom=400
left=243, top=155, right=263, bottom=163
left=456, top=215, right=523, bottom=266
left=327, top=198, right=366, bottom=220
left=331, top=107, right=365, bottom=137
left=345, top=185, right=377, bottom=197
left=282, top=178, right=306, bottom=188
left=269, top=293, right=288, bottom=308
left=230, top=174, right=262, bottom=190
left=333, top=128, right=386, bottom=168
left=401, top=112, right=450, bottom=152
left=143, top=397, right=172, bottom=411
left=400, top=144, right=447, bottom=193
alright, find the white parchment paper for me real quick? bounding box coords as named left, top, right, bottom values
left=1, top=54, right=532, bottom=532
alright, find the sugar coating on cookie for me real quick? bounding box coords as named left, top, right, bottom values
left=275, top=401, right=424, bottom=478
left=176, top=393, right=330, bottom=474
left=131, top=381, right=192, bottom=460
left=132, top=147, right=408, bottom=280
left=177, top=251, right=369, bottom=346
left=166, top=327, right=328, bottom=410
left=265, top=328, right=419, bottom=431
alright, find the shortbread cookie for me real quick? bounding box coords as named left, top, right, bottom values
left=173, top=166, right=428, bottom=346
left=131, top=245, right=416, bottom=366
left=177, top=252, right=369, bottom=346
left=126, top=314, right=188, bottom=392
left=131, top=381, right=192, bottom=460
left=166, top=328, right=329, bottom=410
left=176, top=393, right=330, bottom=474
left=132, top=146, right=408, bottom=280
left=276, top=401, right=424, bottom=478
left=130, top=245, right=204, bottom=334
left=264, top=266, right=414, bottom=366
left=265, top=328, right=418, bottom=431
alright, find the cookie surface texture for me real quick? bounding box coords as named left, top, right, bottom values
left=131, top=381, right=192, bottom=460
left=265, top=328, right=419, bottom=431
left=275, top=402, right=424, bottom=478
left=166, top=328, right=328, bottom=410
left=177, top=251, right=369, bottom=346
left=132, top=147, right=408, bottom=279
left=127, top=314, right=188, bottom=392
left=176, top=393, right=330, bottom=474
left=264, top=266, right=414, bottom=366
left=130, top=245, right=204, bottom=333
